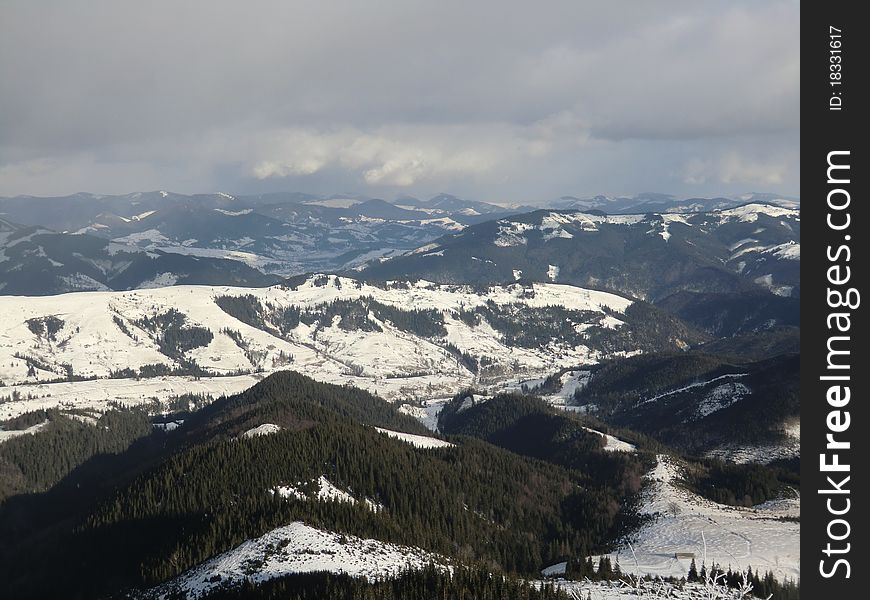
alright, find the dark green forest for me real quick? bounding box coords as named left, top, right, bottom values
left=0, top=408, right=152, bottom=500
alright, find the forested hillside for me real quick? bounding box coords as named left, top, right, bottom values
left=573, top=352, right=799, bottom=456
left=0, top=371, right=646, bottom=599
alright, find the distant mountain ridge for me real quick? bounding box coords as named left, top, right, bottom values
left=360, top=203, right=799, bottom=298
left=0, top=217, right=279, bottom=295
left=0, top=191, right=529, bottom=281
left=2, top=192, right=799, bottom=318
left=551, top=192, right=799, bottom=214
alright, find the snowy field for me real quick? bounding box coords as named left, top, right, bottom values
left=600, top=455, right=799, bottom=583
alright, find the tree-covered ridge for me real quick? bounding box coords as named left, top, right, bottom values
left=439, top=393, right=652, bottom=498
left=438, top=389, right=797, bottom=511
left=216, top=293, right=448, bottom=338
left=0, top=408, right=152, bottom=500
left=359, top=206, right=799, bottom=301
left=456, top=300, right=707, bottom=354
left=695, top=326, right=800, bottom=363
left=0, top=371, right=637, bottom=599
left=182, top=370, right=433, bottom=440
left=573, top=352, right=799, bottom=455
left=679, top=458, right=799, bottom=508
left=577, top=352, right=743, bottom=415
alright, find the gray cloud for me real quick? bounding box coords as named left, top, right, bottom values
left=0, top=0, right=799, bottom=201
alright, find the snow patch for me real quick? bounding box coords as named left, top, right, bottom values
left=765, top=241, right=800, bottom=261
left=373, top=426, right=454, bottom=449
left=138, top=272, right=180, bottom=289
left=0, top=419, right=49, bottom=444
left=754, top=274, right=793, bottom=297
left=694, top=382, right=750, bottom=419
left=637, top=374, right=747, bottom=407
left=273, top=475, right=358, bottom=506
left=719, top=203, right=799, bottom=223
left=214, top=208, right=253, bottom=216
left=242, top=423, right=282, bottom=438
left=540, top=562, right=567, bottom=577
left=582, top=427, right=636, bottom=452
left=547, top=264, right=560, bottom=281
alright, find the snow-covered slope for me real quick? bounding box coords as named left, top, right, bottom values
left=601, top=455, right=799, bottom=582
left=373, top=426, right=454, bottom=449
left=0, top=276, right=638, bottom=419
left=0, top=420, right=49, bottom=444
left=149, top=521, right=447, bottom=599
left=581, top=427, right=636, bottom=452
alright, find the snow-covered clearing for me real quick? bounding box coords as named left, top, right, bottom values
left=0, top=419, right=49, bottom=443
left=540, top=370, right=591, bottom=408
left=753, top=274, right=794, bottom=297
left=397, top=398, right=449, bottom=432
left=694, top=382, right=750, bottom=419
left=581, top=427, right=636, bottom=453
left=600, top=455, right=799, bottom=583
left=543, top=577, right=774, bottom=600
left=242, top=423, right=282, bottom=438
left=0, top=374, right=261, bottom=421
left=273, top=475, right=357, bottom=505
left=373, top=426, right=454, bottom=449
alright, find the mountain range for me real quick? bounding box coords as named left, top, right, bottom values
left=0, top=190, right=801, bottom=599
left=1, top=191, right=798, bottom=296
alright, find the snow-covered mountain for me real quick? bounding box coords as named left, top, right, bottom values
left=359, top=203, right=800, bottom=338
left=551, top=192, right=799, bottom=214
left=0, top=274, right=706, bottom=420
left=0, top=192, right=526, bottom=282
left=0, top=218, right=279, bottom=295
left=151, top=521, right=448, bottom=599
left=362, top=203, right=799, bottom=299
left=1, top=192, right=799, bottom=291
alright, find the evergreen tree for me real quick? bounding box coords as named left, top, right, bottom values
left=687, top=558, right=698, bottom=582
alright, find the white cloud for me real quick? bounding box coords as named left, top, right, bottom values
left=682, top=151, right=792, bottom=187
left=250, top=126, right=523, bottom=187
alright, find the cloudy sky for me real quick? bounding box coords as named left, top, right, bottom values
left=0, top=0, right=799, bottom=203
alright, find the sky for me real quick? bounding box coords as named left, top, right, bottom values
left=0, top=0, right=799, bottom=203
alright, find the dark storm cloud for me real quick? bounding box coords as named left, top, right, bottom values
left=0, top=0, right=799, bottom=201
